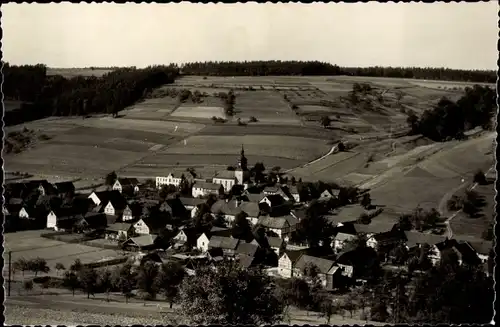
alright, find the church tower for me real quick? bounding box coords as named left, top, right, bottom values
left=235, top=145, right=249, bottom=185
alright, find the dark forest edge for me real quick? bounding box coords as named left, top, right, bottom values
left=2, top=61, right=496, bottom=126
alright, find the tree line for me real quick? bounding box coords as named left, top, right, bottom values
left=181, top=61, right=496, bottom=83
left=406, top=84, right=496, bottom=141
left=3, top=62, right=180, bottom=126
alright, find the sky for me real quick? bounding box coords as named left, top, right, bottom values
left=2, top=2, right=498, bottom=70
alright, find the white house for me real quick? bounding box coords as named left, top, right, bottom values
left=319, top=189, right=334, bottom=201
left=197, top=233, right=210, bottom=253
left=277, top=251, right=304, bottom=278
left=192, top=182, right=224, bottom=198
left=212, top=171, right=237, bottom=192
left=46, top=210, right=58, bottom=229
left=156, top=173, right=182, bottom=189
left=173, top=229, right=189, bottom=244
left=18, top=207, right=31, bottom=219
left=122, top=205, right=134, bottom=221
left=268, top=237, right=284, bottom=256
left=133, top=219, right=150, bottom=235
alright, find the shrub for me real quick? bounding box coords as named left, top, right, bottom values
left=473, top=170, right=487, bottom=185
left=249, top=116, right=258, bottom=122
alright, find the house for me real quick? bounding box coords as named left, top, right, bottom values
left=235, top=242, right=260, bottom=258
left=105, top=222, right=134, bottom=241
left=366, top=229, right=405, bottom=251
left=439, top=240, right=481, bottom=266
left=333, top=232, right=357, bottom=253
left=122, top=202, right=143, bottom=222
left=238, top=201, right=261, bottom=225
left=156, top=173, right=182, bottom=188
left=268, top=237, right=284, bottom=256
left=54, top=181, right=76, bottom=197
left=353, top=220, right=398, bottom=238
left=178, top=197, right=206, bottom=210
left=208, top=236, right=240, bottom=256
left=159, top=198, right=187, bottom=218
left=237, top=254, right=257, bottom=269
left=278, top=249, right=308, bottom=278
left=88, top=190, right=124, bottom=206
left=286, top=185, right=302, bottom=203
left=318, top=189, right=334, bottom=201
left=241, top=192, right=265, bottom=203
left=197, top=233, right=211, bottom=253
left=122, top=234, right=159, bottom=252
left=212, top=170, right=237, bottom=192
left=294, top=254, right=336, bottom=288
left=133, top=217, right=167, bottom=235
left=74, top=213, right=108, bottom=233
left=24, top=180, right=57, bottom=196
left=256, top=215, right=298, bottom=239
left=263, top=185, right=293, bottom=201
left=456, top=239, right=493, bottom=263
left=46, top=207, right=84, bottom=230
left=4, top=183, right=30, bottom=199
left=112, top=178, right=140, bottom=194
left=192, top=181, right=224, bottom=198
left=404, top=231, right=448, bottom=252
left=259, top=194, right=290, bottom=216
left=210, top=199, right=243, bottom=223
left=196, top=227, right=232, bottom=253
left=326, top=205, right=368, bottom=227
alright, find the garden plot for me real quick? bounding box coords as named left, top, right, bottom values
left=160, top=135, right=330, bottom=162
left=234, top=91, right=302, bottom=125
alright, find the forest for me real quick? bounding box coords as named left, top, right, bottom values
left=2, top=61, right=496, bottom=126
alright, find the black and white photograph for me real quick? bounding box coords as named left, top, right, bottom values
left=1, top=2, right=497, bottom=325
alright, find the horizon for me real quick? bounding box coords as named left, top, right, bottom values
left=2, top=2, right=497, bottom=70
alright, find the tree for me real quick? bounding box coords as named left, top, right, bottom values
left=23, top=280, right=34, bottom=294
left=159, top=184, right=177, bottom=199
left=98, top=269, right=113, bottom=302
left=320, top=115, right=331, bottom=128
left=337, top=142, right=346, bottom=152
left=136, top=261, right=160, bottom=300
left=371, top=301, right=389, bottom=322
left=105, top=171, right=118, bottom=186
left=113, top=263, right=136, bottom=303
left=320, top=299, right=337, bottom=324
left=447, top=195, right=464, bottom=211
left=342, top=292, right=358, bottom=318
left=231, top=211, right=252, bottom=241
left=473, top=170, right=487, bottom=185
left=63, top=271, right=80, bottom=296
left=30, top=258, right=50, bottom=277
left=406, top=110, right=420, bottom=134
left=178, top=259, right=284, bottom=324
left=360, top=193, right=372, bottom=209
left=55, top=262, right=65, bottom=276
left=70, top=259, right=83, bottom=272
left=13, top=258, right=29, bottom=276
left=155, top=261, right=186, bottom=308
left=79, top=267, right=98, bottom=299
left=295, top=206, right=334, bottom=248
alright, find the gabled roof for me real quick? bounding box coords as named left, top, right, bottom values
left=80, top=213, right=108, bottom=228
left=257, top=216, right=290, bottom=229
left=263, top=185, right=280, bottom=193
left=25, top=180, right=57, bottom=194
left=295, top=254, right=336, bottom=274
left=208, top=226, right=232, bottom=238
left=117, top=178, right=140, bottom=187
left=237, top=254, right=256, bottom=269
left=353, top=221, right=397, bottom=235
left=213, top=170, right=236, bottom=180
left=92, top=190, right=125, bottom=205
left=125, top=234, right=158, bottom=247
left=208, top=235, right=239, bottom=250
left=211, top=200, right=242, bottom=216
left=282, top=249, right=308, bottom=263
left=106, top=222, right=133, bottom=232
left=371, top=229, right=405, bottom=243
left=236, top=242, right=259, bottom=257
left=4, top=183, right=29, bottom=198
left=140, top=216, right=167, bottom=233
left=193, top=181, right=223, bottom=191
left=403, top=231, right=447, bottom=249
left=54, top=181, right=75, bottom=194
left=242, top=193, right=265, bottom=203
left=268, top=236, right=284, bottom=248
left=287, top=185, right=299, bottom=194
left=260, top=194, right=286, bottom=207
left=163, top=198, right=187, bottom=216
left=103, top=191, right=128, bottom=211
left=178, top=197, right=206, bottom=207
left=238, top=201, right=260, bottom=217
left=51, top=206, right=83, bottom=219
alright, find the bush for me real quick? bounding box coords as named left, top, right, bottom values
left=249, top=116, right=258, bottom=122
left=473, top=170, right=487, bottom=185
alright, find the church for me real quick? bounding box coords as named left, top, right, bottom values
left=212, top=145, right=251, bottom=192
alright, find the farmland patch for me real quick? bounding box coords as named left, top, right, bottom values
left=171, top=106, right=226, bottom=119
left=198, top=124, right=337, bottom=140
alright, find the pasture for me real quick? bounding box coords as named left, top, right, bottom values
left=3, top=230, right=124, bottom=279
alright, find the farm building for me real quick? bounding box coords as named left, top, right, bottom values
left=122, top=234, right=159, bottom=252
left=105, top=222, right=134, bottom=241
left=54, top=181, right=76, bottom=197
left=278, top=249, right=308, bottom=278
left=197, top=226, right=232, bottom=252
left=178, top=197, right=206, bottom=210
left=208, top=235, right=240, bottom=256
left=332, top=232, right=357, bottom=253
left=263, top=185, right=294, bottom=202
left=294, top=254, right=337, bottom=288
left=268, top=236, right=284, bottom=256
left=192, top=181, right=224, bottom=198
left=46, top=207, right=84, bottom=230
left=103, top=195, right=129, bottom=217
left=256, top=215, right=298, bottom=239
left=73, top=212, right=108, bottom=233
left=159, top=198, right=187, bottom=218
left=366, top=229, right=406, bottom=251
left=88, top=190, right=124, bottom=206
left=259, top=194, right=290, bottom=216
left=133, top=217, right=167, bottom=235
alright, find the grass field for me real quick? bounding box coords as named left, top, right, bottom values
left=3, top=230, right=124, bottom=278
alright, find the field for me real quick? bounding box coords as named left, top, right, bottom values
left=3, top=230, right=124, bottom=279
left=47, top=68, right=114, bottom=78
left=4, top=75, right=495, bottom=209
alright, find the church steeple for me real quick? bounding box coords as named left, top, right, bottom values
left=238, top=144, right=248, bottom=170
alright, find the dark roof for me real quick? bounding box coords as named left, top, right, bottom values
left=456, top=239, right=493, bottom=256
left=193, top=181, right=223, bottom=191
left=239, top=201, right=260, bottom=217
left=52, top=206, right=83, bottom=219
left=56, top=217, right=78, bottom=229
left=25, top=180, right=57, bottom=194
left=163, top=198, right=187, bottom=216
left=106, top=222, right=132, bottom=232
left=124, top=234, right=158, bottom=247
left=243, top=193, right=265, bottom=203
left=94, top=190, right=125, bottom=206
left=257, top=216, right=289, bottom=229
left=353, top=221, right=397, bottom=235
left=141, top=216, right=167, bottom=233
left=54, top=181, right=75, bottom=194
left=207, top=247, right=224, bottom=259
left=117, top=178, right=139, bottom=187
left=291, top=208, right=307, bottom=220
left=371, top=229, right=405, bottom=243
left=295, top=254, right=336, bottom=274
left=211, top=200, right=242, bottom=216
left=404, top=231, right=448, bottom=248
left=237, top=254, right=256, bottom=269
left=80, top=213, right=107, bottom=228
left=264, top=186, right=280, bottom=193
left=105, top=214, right=118, bottom=225
left=236, top=242, right=259, bottom=256
left=208, top=235, right=239, bottom=250
left=268, top=236, right=284, bottom=248
left=213, top=170, right=236, bottom=180
left=5, top=183, right=29, bottom=198
left=208, top=226, right=232, bottom=238
left=261, top=194, right=286, bottom=207
left=282, top=249, right=308, bottom=263
left=178, top=197, right=206, bottom=207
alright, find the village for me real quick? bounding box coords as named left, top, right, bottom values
left=3, top=145, right=493, bottom=296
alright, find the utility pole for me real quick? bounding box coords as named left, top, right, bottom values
left=8, top=251, right=12, bottom=297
